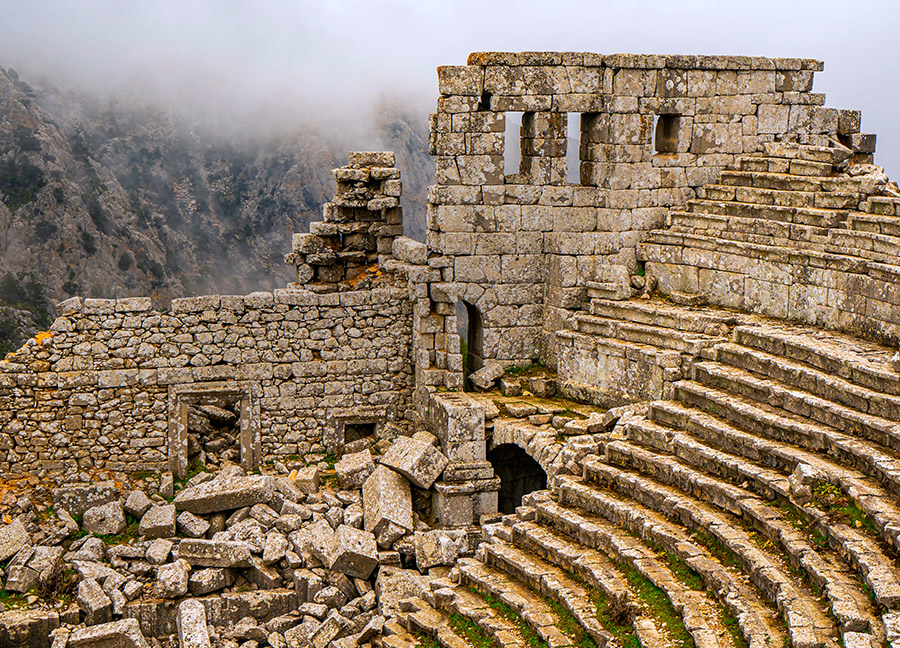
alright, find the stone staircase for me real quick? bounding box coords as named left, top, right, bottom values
left=402, top=297, right=900, bottom=648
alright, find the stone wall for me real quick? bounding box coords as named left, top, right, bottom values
left=421, top=51, right=859, bottom=389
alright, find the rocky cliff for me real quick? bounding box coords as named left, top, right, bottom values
left=0, top=67, right=429, bottom=353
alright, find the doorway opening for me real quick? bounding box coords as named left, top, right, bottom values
left=456, top=300, right=484, bottom=390
left=487, top=444, right=547, bottom=514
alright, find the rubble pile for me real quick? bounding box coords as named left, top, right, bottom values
left=187, top=402, right=242, bottom=468
left=0, top=428, right=459, bottom=648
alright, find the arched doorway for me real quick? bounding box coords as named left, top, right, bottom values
left=456, top=300, right=484, bottom=391
left=487, top=444, right=548, bottom=514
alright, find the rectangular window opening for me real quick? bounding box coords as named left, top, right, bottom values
left=566, top=113, right=581, bottom=184
left=654, top=114, right=680, bottom=154
left=504, top=111, right=524, bottom=178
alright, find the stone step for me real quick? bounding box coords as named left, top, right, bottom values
left=457, top=558, right=581, bottom=648
left=826, top=229, right=900, bottom=263
left=732, top=326, right=900, bottom=398
left=625, top=413, right=900, bottom=612
left=404, top=599, right=474, bottom=648
left=586, top=297, right=740, bottom=335
left=738, top=155, right=833, bottom=177
left=849, top=213, right=900, bottom=238
left=432, top=585, right=529, bottom=648
left=759, top=142, right=852, bottom=166
left=692, top=360, right=900, bottom=457
left=714, top=342, right=900, bottom=425
left=600, top=439, right=882, bottom=636
left=647, top=399, right=900, bottom=556
left=669, top=210, right=830, bottom=244
left=686, top=199, right=847, bottom=228
left=549, top=476, right=804, bottom=648
left=575, top=464, right=839, bottom=648
left=672, top=380, right=900, bottom=500
left=861, top=196, right=900, bottom=217
left=572, top=314, right=722, bottom=355
left=584, top=281, right=630, bottom=301
left=665, top=220, right=832, bottom=251
left=479, top=537, right=611, bottom=646
left=719, top=170, right=827, bottom=193
left=697, top=184, right=860, bottom=211
left=531, top=492, right=751, bottom=648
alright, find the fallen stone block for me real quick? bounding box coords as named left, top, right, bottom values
left=0, top=609, right=59, bottom=648
left=174, top=474, right=275, bottom=515
left=124, top=490, right=153, bottom=518
left=139, top=504, right=176, bottom=539
left=68, top=618, right=150, bottom=648
left=292, top=466, right=320, bottom=494
left=378, top=437, right=448, bottom=489
left=262, top=530, right=289, bottom=565
left=189, top=567, right=235, bottom=596
left=177, top=598, right=211, bottom=648
left=52, top=482, right=118, bottom=518
left=469, top=362, right=504, bottom=391
left=145, top=538, right=173, bottom=565
left=335, top=450, right=375, bottom=489
left=0, top=518, right=30, bottom=562
left=375, top=566, right=430, bottom=618
left=77, top=577, right=112, bottom=626
left=363, top=466, right=413, bottom=548
left=5, top=565, right=39, bottom=593
left=83, top=500, right=127, bottom=536
left=309, top=611, right=350, bottom=648
left=156, top=559, right=190, bottom=598
left=329, top=525, right=378, bottom=579
left=414, top=530, right=467, bottom=570
left=175, top=539, right=251, bottom=568
left=177, top=511, right=211, bottom=539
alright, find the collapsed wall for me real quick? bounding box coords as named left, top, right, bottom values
left=420, top=51, right=871, bottom=391
left=0, top=154, right=418, bottom=477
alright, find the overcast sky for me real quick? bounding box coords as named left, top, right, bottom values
left=0, top=0, right=897, bottom=171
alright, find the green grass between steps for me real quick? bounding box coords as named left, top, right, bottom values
left=448, top=613, right=501, bottom=648
left=616, top=561, right=695, bottom=648
left=414, top=633, right=442, bottom=648
left=468, top=587, right=548, bottom=648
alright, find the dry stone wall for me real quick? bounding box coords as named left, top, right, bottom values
left=422, top=51, right=865, bottom=389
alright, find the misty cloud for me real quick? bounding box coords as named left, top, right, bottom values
left=0, top=0, right=897, bottom=171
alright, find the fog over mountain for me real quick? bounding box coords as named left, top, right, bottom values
left=0, top=0, right=896, bottom=352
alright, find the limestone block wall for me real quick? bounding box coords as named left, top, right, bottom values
left=422, top=51, right=857, bottom=388
left=0, top=287, right=415, bottom=477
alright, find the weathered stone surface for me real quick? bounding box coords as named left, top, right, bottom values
left=334, top=450, right=375, bottom=490
left=375, top=566, right=430, bottom=618
left=469, top=362, right=504, bottom=391
left=123, top=491, right=153, bottom=519
left=363, top=466, right=413, bottom=547
left=52, top=482, right=118, bottom=517
left=177, top=598, right=211, bottom=648
left=5, top=565, right=39, bottom=593
left=139, top=504, right=176, bottom=539
left=177, top=511, right=211, bottom=539
left=156, top=558, right=190, bottom=598
left=189, top=568, right=235, bottom=595
left=0, top=519, right=30, bottom=562
left=145, top=538, right=173, bottom=565
left=292, top=466, right=320, bottom=494
left=174, top=475, right=275, bottom=515
left=175, top=539, right=252, bottom=568
left=328, top=525, right=378, bottom=579
left=378, top=437, right=449, bottom=489
left=82, top=501, right=127, bottom=536
left=414, top=529, right=467, bottom=570
left=77, top=577, right=112, bottom=626
left=68, top=618, right=150, bottom=648
left=0, top=609, right=59, bottom=648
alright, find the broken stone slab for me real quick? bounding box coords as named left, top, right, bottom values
left=139, top=504, right=176, bottom=539
left=262, top=530, right=289, bottom=565
left=363, top=466, right=413, bottom=548
left=469, top=362, right=504, bottom=391
left=177, top=511, right=211, bottom=539
left=174, top=475, right=275, bottom=515
left=0, top=519, right=29, bottom=563
left=175, top=539, right=252, bottom=568
left=77, top=577, right=112, bottom=626
left=309, top=611, right=351, bottom=648
left=0, top=609, right=59, bottom=648
left=378, top=437, right=449, bottom=489
left=5, top=565, right=39, bottom=593
left=189, top=567, right=235, bottom=596
left=156, top=558, right=190, bottom=598
left=177, top=599, right=211, bottom=648
left=52, top=482, right=118, bottom=517
left=334, top=450, right=375, bottom=490
left=68, top=618, right=150, bottom=648
left=328, top=525, right=378, bottom=579
left=145, top=538, right=173, bottom=565
left=83, top=500, right=127, bottom=536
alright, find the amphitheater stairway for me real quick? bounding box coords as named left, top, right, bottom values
left=402, top=298, right=900, bottom=648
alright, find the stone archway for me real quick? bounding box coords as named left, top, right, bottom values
left=487, top=443, right=548, bottom=514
